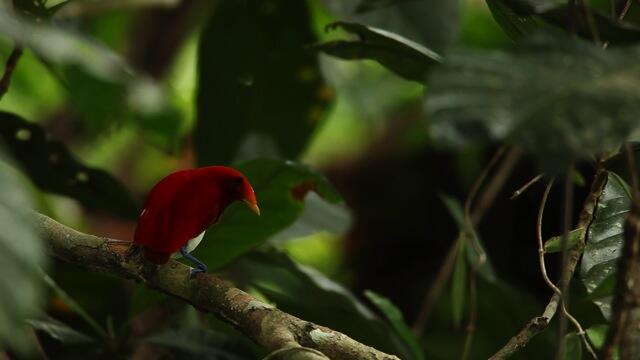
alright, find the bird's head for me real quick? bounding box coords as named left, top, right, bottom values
left=211, top=166, right=260, bottom=216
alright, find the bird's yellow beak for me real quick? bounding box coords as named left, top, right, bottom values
left=243, top=199, right=260, bottom=216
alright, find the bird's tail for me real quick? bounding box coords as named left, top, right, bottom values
left=142, top=247, right=171, bottom=264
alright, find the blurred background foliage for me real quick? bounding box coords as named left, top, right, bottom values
left=0, top=0, right=638, bottom=358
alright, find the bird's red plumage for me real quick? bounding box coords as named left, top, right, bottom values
left=134, top=166, right=256, bottom=264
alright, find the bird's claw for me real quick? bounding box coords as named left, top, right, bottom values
left=189, top=266, right=207, bottom=279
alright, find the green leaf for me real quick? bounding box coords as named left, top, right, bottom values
left=322, top=0, right=460, bottom=53
left=0, top=156, right=46, bottom=354
left=0, top=6, right=183, bottom=147
left=197, top=159, right=341, bottom=269
left=580, top=171, right=630, bottom=319
left=559, top=332, right=582, bottom=360
left=28, top=317, right=93, bottom=345
left=440, top=195, right=497, bottom=282
left=364, top=290, right=425, bottom=360
left=314, top=21, right=441, bottom=83
left=0, top=112, right=140, bottom=219
left=42, top=274, right=107, bottom=339
left=486, top=0, right=539, bottom=40
left=586, top=271, right=616, bottom=301
left=493, top=0, right=640, bottom=45
left=427, top=34, right=640, bottom=172
left=543, top=228, right=585, bottom=253
left=225, top=248, right=413, bottom=359
left=586, top=324, right=609, bottom=349
left=143, top=327, right=251, bottom=360
left=195, top=0, right=330, bottom=165
left=451, top=243, right=467, bottom=327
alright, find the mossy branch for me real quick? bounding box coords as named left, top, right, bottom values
left=35, top=213, right=399, bottom=360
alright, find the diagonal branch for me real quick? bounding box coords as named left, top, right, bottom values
left=35, top=213, right=399, bottom=360
left=489, top=168, right=607, bottom=359
left=0, top=45, right=23, bottom=101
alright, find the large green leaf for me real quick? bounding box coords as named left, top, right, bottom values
left=559, top=332, right=582, bottom=360
left=225, top=248, right=417, bottom=360
left=0, top=156, right=47, bottom=354
left=196, top=159, right=341, bottom=269
left=427, top=34, right=640, bottom=172
left=364, top=290, right=425, bottom=360
left=580, top=171, right=631, bottom=318
left=314, top=21, right=441, bottom=83
left=0, top=5, right=182, bottom=148
left=28, top=317, right=93, bottom=345
left=0, top=112, right=139, bottom=219
left=195, top=0, right=330, bottom=165
left=322, top=0, right=460, bottom=53
left=490, top=0, right=640, bottom=45
left=485, top=0, right=539, bottom=40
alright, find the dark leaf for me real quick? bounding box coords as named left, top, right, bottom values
left=544, top=228, right=585, bottom=253
left=322, top=0, right=460, bottom=53
left=143, top=327, right=251, bottom=360
left=0, top=112, right=139, bottom=219
left=0, top=7, right=182, bottom=148
left=486, top=0, right=539, bottom=40
left=580, top=171, right=631, bottom=318
left=440, top=195, right=497, bottom=282
left=314, top=21, right=441, bottom=82
left=28, top=317, right=93, bottom=345
left=364, top=290, right=425, bottom=360
left=586, top=324, right=608, bottom=349
left=196, top=159, right=341, bottom=269
left=195, top=0, right=330, bottom=165
left=0, top=154, right=46, bottom=354
left=427, top=34, right=640, bottom=172
left=225, top=248, right=414, bottom=360
left=559, top=332, right=582, bottom=360
left=451, top=243, right=466, bottom=327
left=493, top=0, right=640, bottom=45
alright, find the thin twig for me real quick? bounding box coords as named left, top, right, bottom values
left=577, top=0, right=601, bottom=45
left=0, top=45, right=23, bottom=101
left=412, top=239, right=461, bottom=335
left=461, top=271, right=477, bottom=360
left=619, top=0, right=633, bottom=20
left=414, top=146, right=511, bottom=334
left=537, top=178, right=595, bottom=359
left=490, top=168, right=608, bottom=359
left=626, top=143, right=638, bottom=192
left=471, top=147, right=522, bottom=223
left=465, top=146, right=507, bottom=225
left=511, top=174, right=543, bottom=200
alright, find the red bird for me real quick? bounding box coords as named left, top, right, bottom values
left=133, top=166, right=260, bottom=277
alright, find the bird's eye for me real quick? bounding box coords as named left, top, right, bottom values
left=230, top=177, right=244, bottom=186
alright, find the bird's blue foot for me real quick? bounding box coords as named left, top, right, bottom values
left=181, top=246, right=208, bottom=279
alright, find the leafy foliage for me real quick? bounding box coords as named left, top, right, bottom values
left=197, top=158, right=341, bottom=269
left=0, top=156, right=46, bottom=353
left=490, top=0, right=640, bottom=45
left=0, top=112, right=139, bottom=219
left=322, top=0, right=460, bottom=52
left=226, top=248, right=419, bottom=360
left=195, top=0, right=330, bottom=165
left=580, top=171, right=631, bottom=318
left=315, top=21, right=441, bottom=82
left=427, top=34, right=640, bottom=172
left=364, top=290, right=425, bottom=360
left=0, top=4, right=182, bottom=147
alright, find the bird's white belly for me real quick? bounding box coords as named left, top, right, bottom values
left=171, top=231, right=205, bottom=259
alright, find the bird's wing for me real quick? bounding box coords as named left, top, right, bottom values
left=134, top=170, right=223, bottom=254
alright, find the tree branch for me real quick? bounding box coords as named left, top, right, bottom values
left=35, top=213, right=399, bottom=360
left=489, top=168, right=608, bottom=359
left=0, top=45, right=23, bottom=101
left=601, top=194, right=640, bottom=359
